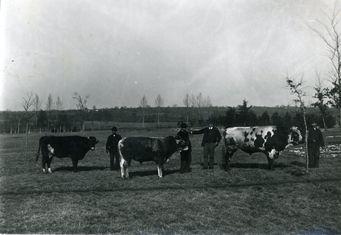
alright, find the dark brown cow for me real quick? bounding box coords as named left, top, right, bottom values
left=118, top=136, right=183, bottom=178
left=36, top=136, right=99, bottom=173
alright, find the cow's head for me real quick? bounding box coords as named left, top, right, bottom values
left=178, top=139, right=189, bottom=151
left=88, top=136, right=99, bottom=150
left=286, top=126, right=303, bottom=147
left=174, top=137, right=190, bottom=152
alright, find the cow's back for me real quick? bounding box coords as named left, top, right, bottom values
left=40, top=136, right=88, bottom=158
left=224, top=126, right=276, bottom=151
left=119, top=137, right=161, bottom=162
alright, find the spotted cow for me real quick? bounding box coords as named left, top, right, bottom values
left=221, top=126, right=302, bottom=170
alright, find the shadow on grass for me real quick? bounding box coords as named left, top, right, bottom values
left=229, top=162, right=289, bottom=169
left=3, top=177, right=341, bottom=196
left=129, top=169, right=179, bottom=178
left=290, top=161, right=306, bottom=167
left=53, top=166, right=106, bottom=172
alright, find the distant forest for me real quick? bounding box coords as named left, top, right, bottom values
left=0, top=102, right=336, bottom=133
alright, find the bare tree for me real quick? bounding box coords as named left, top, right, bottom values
left=55, top=96, right=63, bottom=110
left=309, top=6, right=341, bottom=125
left=139, top=95, right=148, bottom=127
left=73, top=92, right=90, bottom=131
left=33, top=94, right=41, bottom=129
left=46, top=94, right=53, bottom=111
left=45, top=94, right=54, bottom=131
left=196, top=92, right=204, bottom=108
left=204, top=96, right=212, bottom=107
left=286, top=76, right=309, bottom=172
left=189, top=94, right=197, bottom=107
left=312, top=74, right=329, bottom=129
left=22, top=92, right=35, bottom=156
left=183, top=93, right=190, bottom=123
left=33, top=94, right=41, bottom=111
left=154, top=94, right=164, bottom=127
left=22, top=92, right=35, bottom=112
left=73, top=92, right=89, bottom=110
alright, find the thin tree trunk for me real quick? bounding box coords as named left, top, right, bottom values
left=157, top=112, right=160, bottom=127
left=339, top=106, right=341, bottom=127
left=322, top=115, right=327, bottom=130
left=25, top=122, right=29, bottom=157
left=17, top=119, right=21, bottom=134
left=303, top=111, right=309, bottom=172
left=142, top=109, right=145, bottom=128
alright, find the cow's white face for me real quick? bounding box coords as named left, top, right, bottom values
left=287, top=126, right=303, bottom=146
left=268, top=149, right=279, bottom=159
left=88, top=136, right=99, bottom=150
left=47, top=144, right=54, bottom=158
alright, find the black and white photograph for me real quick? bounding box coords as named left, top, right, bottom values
left=0, top=0, right=341, bottom=234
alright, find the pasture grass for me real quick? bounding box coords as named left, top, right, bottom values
left=0, top=128, right=341, bottom=234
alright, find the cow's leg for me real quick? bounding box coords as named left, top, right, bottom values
left=47, top=157, right=53, bottom=174
left=120, top=157, right=128, bottom=179
left=114, top=152, right=120, bottom=170
left=42, top=158, right=46, bottom=173
left=267, top=149, right=276, bottom=170
left=125, top=165, right=129, bottom=178
left=157, top=164, right=163, bottom=178
left=42, top=154, right=48, bottom=173
left=267, top=157, right=274, bottom=170
left=222, top=147, right=234, bottom=171
left=72, top=159, right=79, bottom=172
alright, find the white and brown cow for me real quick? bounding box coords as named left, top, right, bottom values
left=118, top=136, right=183, bottom=178
left=221, top=126, right=302, bottom=170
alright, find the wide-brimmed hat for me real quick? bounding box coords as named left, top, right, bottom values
left=311, top=122, right=318, bottom=126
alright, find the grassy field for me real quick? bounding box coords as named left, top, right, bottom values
left=0, top=128, right=341, bottom=234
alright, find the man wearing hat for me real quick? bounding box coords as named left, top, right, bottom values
left=307, top=122, right=325, bottom=168
left=175, top=122, right=192, bottom=173
left=106, top=126, right=122, bottom=170
left=191, top=121, right=222, bottom=169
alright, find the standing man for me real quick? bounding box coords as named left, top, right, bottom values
left=308, top=122, right=325, bottom=168
left=106, top=126, right=122, bottom=170
left=175, top=122, right=192, bottom=173
left=191, top=121, right=222, bottom=169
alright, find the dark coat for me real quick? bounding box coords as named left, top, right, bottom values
left=192, top=127, right=222, bottom=147
left=175, top=129, right=192, bottom=151
left=106, top=133, right=122, bottom=152
left=308, top=128, right=324, bottom=147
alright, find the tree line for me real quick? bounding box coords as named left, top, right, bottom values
left=209, top=100, right=336, bottom=133
left=0, top=91, right=215, bottom=133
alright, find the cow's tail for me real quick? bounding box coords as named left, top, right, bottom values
left=35, top=138, right=42, bottom=162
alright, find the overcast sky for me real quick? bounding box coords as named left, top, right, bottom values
left=0, top=0, right=338, bottom=110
